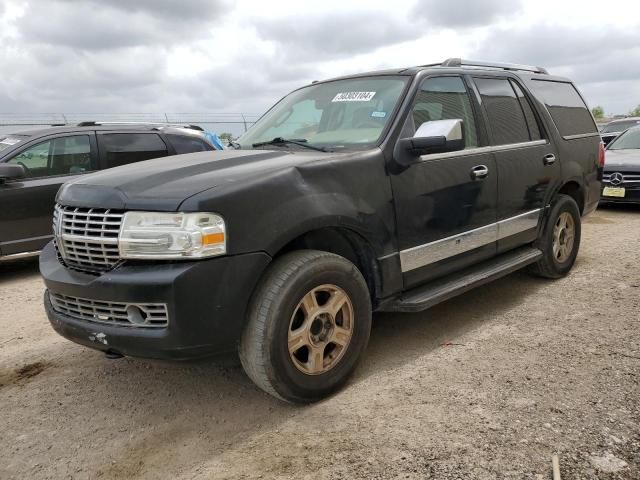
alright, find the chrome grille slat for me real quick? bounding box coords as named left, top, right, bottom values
left=54, top=204, right=124, bottom=274
left=603, top=172, right=640, bottom=185
left=49, top=292, right=168, bottom=328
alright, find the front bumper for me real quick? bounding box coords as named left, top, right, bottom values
left=40, top=242, right=271, bottom=359
left=600, top=184, right=640, bottom=204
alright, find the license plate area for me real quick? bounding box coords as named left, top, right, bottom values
left=603, top=186, right=626, bottom=198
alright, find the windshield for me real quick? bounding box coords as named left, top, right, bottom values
left=237, top=76, right=409, bottom=150
left=0, top=135, right=28, bottom=153
left=601, top=119, right=640, bottom=133
left=608, top=126, right=640, bottom=150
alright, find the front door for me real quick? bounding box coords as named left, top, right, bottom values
left=472, top=76, right=558, bottom=253
left=0, top=133, right=98, bottom=255
left=391, top=75, right=498, bottom=289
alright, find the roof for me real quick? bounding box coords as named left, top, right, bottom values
left=310, top=58, right=569, bottom=87
left=6, top=123, right=205, bottom=138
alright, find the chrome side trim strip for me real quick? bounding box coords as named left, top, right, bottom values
left=497, top=209, right=541, bottom=240
left=562, top=132, right=600, bottom=140
left=0, top=251, right=40, bottom=261
left=400, top=223, right=497, bottom=272
left=399, top=208, right=542, bottom=272
left=0, top=234, right=52, bottom=246
left=417, top=139, right=547, bottom=162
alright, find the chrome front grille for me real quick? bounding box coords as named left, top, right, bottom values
left=53, top=204, right=124, bottom=274
left=603, top=172, right=640, bottom=185
left=49, top=292, right=168, bottom=328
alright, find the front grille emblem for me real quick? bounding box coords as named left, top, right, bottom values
left=609, top=172, right=624, bottom=186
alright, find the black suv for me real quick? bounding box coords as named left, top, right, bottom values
left=0, top=123, right=215, bottom=259
left=40, top=59, right=602, bottom=403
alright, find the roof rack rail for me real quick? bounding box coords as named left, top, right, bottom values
left=439, top=58, right=548, bottom=74
left=75, top=121, right=204, bottom=131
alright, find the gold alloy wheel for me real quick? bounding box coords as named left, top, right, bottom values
left=288, top=284, right=354, bottom=375
left=553, top=212, right=575, bottom=263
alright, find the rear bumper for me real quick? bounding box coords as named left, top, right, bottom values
left=40, top=242, right=271, bottom=359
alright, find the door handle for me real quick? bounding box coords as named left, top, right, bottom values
left=543, top=154, right=556, bottom=166
left=470, top=164, right=489, bottom=180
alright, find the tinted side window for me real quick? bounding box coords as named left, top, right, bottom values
left=166, top=134, right=213, bottom=154
left=8, top=135, right=92, bottom=178
left=528, top=80, right=597, bottom=137
left=474, top=77, right=530, bottom=145
left=8, top=141, right=50, bottom=177
left=510, top=81, right=542, bottom=141
left=412, top=76, right=478, bottom=148
left=98, top=133, right=168, bottom=169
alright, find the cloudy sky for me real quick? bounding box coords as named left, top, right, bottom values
left=0, top=0, right=639, bottom=118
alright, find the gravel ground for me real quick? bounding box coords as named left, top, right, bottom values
left=1, top=206, right=639, bottom=480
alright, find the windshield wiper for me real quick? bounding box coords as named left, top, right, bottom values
left=252, top=137, right=329, bottom=152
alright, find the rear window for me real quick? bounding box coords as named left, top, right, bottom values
left=166, top=134, right=213, bottom=154
left=529, top=80, right=597, bottom=137
left=98, top=133, right=168, bottom=168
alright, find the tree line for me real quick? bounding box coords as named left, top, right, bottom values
left=592, top=105, right=640, bottom=120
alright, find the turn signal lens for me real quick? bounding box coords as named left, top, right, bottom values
left=598, top=141, right=606, bottom=167
left=202, top=232, right=226, bottom=246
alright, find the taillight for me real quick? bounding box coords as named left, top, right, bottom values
left=598, top=142, right=605, bottom=167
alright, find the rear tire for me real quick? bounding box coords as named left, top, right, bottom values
left=239, top=250, right=372, bottom=403
left=530, top=194, right=581, bottom=279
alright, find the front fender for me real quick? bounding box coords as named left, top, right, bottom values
left=180, top=150, right=396, bottom=258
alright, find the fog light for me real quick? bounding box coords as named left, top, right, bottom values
left=126, top=305, right=147, bottom=325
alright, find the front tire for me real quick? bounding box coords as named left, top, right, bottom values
left=239, top=250, right=372, bottom=403
left=531, top=194, right=581, bottom=279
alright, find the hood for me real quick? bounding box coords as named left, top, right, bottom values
left=57, top=149, right=335, bottom=210
left=603, top=149, right=640, bottom=172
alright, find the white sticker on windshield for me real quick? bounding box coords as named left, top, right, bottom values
left=332, top=91, right=376, bottom=102
left=0, top=137, right=22, bottom=146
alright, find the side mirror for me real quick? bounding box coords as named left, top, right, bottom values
left=395, top=119, right=465, bottom=166
left=0, top=163, right=26, bottom=183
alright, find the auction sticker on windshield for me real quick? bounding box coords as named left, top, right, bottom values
left=332, top=92, right=376, bottom=102
left=0, top=137, right=24, bottom=152
left=0, top=137, right=22, bottom=146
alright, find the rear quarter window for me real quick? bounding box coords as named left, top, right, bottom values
left=529, top=80, right=597, bottom=138
left=166, top=134, right=213, bottom=154
left=98, top=133, right=168, bottom=168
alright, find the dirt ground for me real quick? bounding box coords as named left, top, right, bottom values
left=1, top=206, right=639, bottom=480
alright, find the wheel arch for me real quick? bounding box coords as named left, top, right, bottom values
left=557, top=180, right=585, bottom=214
left=273, top=226, right=382, bottom=307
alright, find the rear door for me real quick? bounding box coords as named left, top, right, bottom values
left=391, top=75, right=498, bottom=288
left=472, top=76, right=558, bottom=253
left=0, top=133, right=98, bottom=255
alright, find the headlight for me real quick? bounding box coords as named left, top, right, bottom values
left=118, top=211, right=226, bottom=259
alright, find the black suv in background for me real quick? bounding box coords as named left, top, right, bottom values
left=601, top=125, right=640, bottom=203
left=0, top=123, right=215, bottom=259
left=599, top=117, right=640, bottom=146
left=41, top=59, right=602, bottom=403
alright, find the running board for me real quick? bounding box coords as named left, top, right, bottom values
left=382, top=246, right=542, bottom=313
